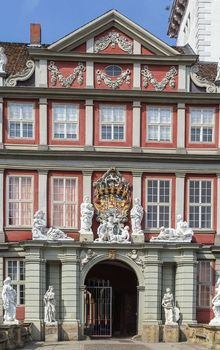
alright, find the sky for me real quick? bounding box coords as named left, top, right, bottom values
left=0, top=0, right=176, bottom=46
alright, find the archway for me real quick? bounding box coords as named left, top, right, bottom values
left=84, top=259, right=138, bottom=338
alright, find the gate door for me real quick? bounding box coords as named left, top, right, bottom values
left=84, top=280, right=112, bottom=337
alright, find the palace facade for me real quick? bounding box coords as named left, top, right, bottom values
left=0, top=9, right=220, bottom=341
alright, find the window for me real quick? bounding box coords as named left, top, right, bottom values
left=52, top=177, right=78, bottom=228
left=52, top=104, right=79, bottom=140
left=100, top=105, right=126, bottom=141
left=7, top=176, right=33, bottom=226
left=147, top=107, right=172, bottom=142
left=146, top=179, right=171, bottom=228
left=188, top=179, right=212, bottom=229
left=8, top=103, right=34, bottom=139
left=197, top=261, right=212, bottom=308
left=105, top=65, right=122, bottom=77
left=190, top=108, right=214, bottom=143
left=6, top=259, right=25, bottom=305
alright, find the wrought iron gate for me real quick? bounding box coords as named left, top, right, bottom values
left=84, top=280, right=112, bottom=337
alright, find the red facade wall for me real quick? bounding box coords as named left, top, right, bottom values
left=141, top=46, right=154, bottom=55
left=71, top=43, right=86, bottom=52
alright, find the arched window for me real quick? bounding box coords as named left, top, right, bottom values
left=105, top=65, right=122, bottom=77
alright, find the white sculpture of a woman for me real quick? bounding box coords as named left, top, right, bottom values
left=80, top=195, right=94, bottom=233
left=130, top=198, right=144, bottom=234
left=2, top=277, right=17, bottom=323
left=162, top=288, right=178, bottom=325
left=209, top=278, right=220, bottom=325
left=44, top=286, right=56, bottom=323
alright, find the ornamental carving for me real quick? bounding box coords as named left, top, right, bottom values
left=127, top=249, right=145, bottom=271
left=81, top=249, right=97, bottom=269
left=141, top=65, right=177, bottom=91
left=190, top=64, right=217, bottom=93
left=94, top=31, right=133, bottom=54
left=0, top=47, right=7, bottom=74
left=5, top=60, right=35, bottom=87
left=48, top=61, right=85, bottom=88
left=96, top=68, right=131, bottom=89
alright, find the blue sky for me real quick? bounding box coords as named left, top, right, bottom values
left=0, top=0, right=175, bottom=45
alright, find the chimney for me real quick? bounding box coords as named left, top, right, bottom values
left=30, top=23, right=41, bottom=46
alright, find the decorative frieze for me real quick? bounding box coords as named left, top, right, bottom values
left=48, top=61, right=85, bottom=87
left=141, top=65, right=177, bottom=91
left=5, top=60, right=35, bottom=87
left=96, top=68, right=131, bottom=89
left=94, top=31, right=133, bottom=54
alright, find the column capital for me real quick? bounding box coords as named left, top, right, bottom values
left=133, top=101, right=141, bottom=108
left=177, top=103, right=185, bottom=109
left=132, top=170, right=143, bottom=177
left=137, top=285, right=145, bottom=291
left=175, top=172, right=186, bottom=178
left=83, top=170, right=93, bottom=176
left=0, top=98, right=3, bottom=103
left=0, top=169, right=4, bottom=175
left=38, top=169, right=48, bottom=175
left=85, top=99, right=93, bottom=107
left=39, top=98, right=47, bottom=105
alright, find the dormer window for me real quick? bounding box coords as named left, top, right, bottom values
left=105, top=65, right=122, bottom=77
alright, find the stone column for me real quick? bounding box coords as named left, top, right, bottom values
left=133, top=40, right=141, bottom=54
left=175, top=251, right=197, bottom=324
left=175, top=172, right=185, bottom=220
left=25, top=247, right=46, bottom=340
left=39, top=98, right=48, bottom=149
left=86, top=61, right=94, bottom=88
left=86, top=38, right=94, bottom=53
left=137, top=285, right=145, bottom=335
left=132, top=101, right=141, bottom=150
left=0, top=170, right=4, bottom=242
left=83, top=170, right=92, bottom=200
left=133, top=64, right=141, bottom=89
left=38, top=170, right=48, bottom=223
left=177, top=103, right=185, bottom=151
left=215, top=174, right=220, bottom=244
left=61, top=249, right=80, bottom=340
left=218, top=105, right=220, bottom=148
left=0, top=98, right=3, bottom=148
left=0, top=257, right=4, bottom=322
left=132, top=171, right=142, bottom=202
left=35, top=60, right=48, bottom=87
left=85, top=99, right=94, bottom=149
left=178, top=65, right=186, bottom=92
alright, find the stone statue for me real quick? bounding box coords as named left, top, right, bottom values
left=162, top=288, right=179, bottom=325
left=80, top=195, right=94, bottom=233
left=209, top=278, right=220, bottom=325
left=47, top=227, right=71, bottom=240
left=44, top=286, right=56, bottom=323
left=127, top=249, right=145, bottom=270
left=2, top=277, right=17, bottom=323
left=150, top=214, right=193, bottom=242
left=130, top=198, right=144, bottom=234
left=32, top=210, right=47, bottom=239
left=81, top=249, right=96, bottom=269
left=95, top=215, right=130, bottom=243
left=0, top=47, right=7, bottom=74
left=215, top=58, right=220, bottom=85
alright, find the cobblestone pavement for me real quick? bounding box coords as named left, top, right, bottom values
left=24, top=339, right=206, bottom=350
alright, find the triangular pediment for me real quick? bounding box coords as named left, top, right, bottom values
left=48, top=10, right=179, bottom=56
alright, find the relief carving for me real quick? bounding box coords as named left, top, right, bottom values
left=141, top=65, right=177, bottom=91
left=95, top=31, right=133, bottom=54
left=48, top=61, right=85, bottom=87
left=96, top=68, right=131, bottom=89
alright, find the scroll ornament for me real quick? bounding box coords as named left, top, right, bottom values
left=94, top=31, right=133, bottom=54
left=141, top=65, right=177, bottom=91
left=96, top=68, right=131, bottom=89
left=48, top=61, right=85, bottom=88
left=5, top=60, right=35, bottom=87
left=190, top=64, right=217, bottom=93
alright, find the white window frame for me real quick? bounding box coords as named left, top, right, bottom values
left=7, top=175, right=34, bottom=227
left=146, top=106, right=173, bottom=143
left=5, top=259, right=25, bottom=305
left=145, top=178, right=172, bottom=229
left=51, top=176, right=78, bottom=229
left=52, top=103, right=79, bottom=141
left=189, top=107, right=215, bottom=143
left=99, top=104, right=126, bottom=142
left=8, top=102, right=35, bottom=139
left=197, top=260, right=212, bottom=309
left=187, top=179, right=213, bottom=230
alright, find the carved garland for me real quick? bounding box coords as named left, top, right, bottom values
left=96, top=68, right=131, bottom=89
left=95, top=31, right=133, bottom=54
left=48, top=61, right=85, bottom=88
left=5, top=60, right=35, bottom=87
left=141, top=65, right=177, bottom=91
left=190, top=64, right=217, bottom=93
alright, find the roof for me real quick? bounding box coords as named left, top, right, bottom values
left=168, top=0, right=188, bottom=38
left=0, top=42, right=30, bottom=75
left=195, top=62, right=217, bottom=83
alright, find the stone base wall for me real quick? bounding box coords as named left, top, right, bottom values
left=186, top=324, right=220, bottom=350
left=0, top=324, right=32, bottom=350
left=142, top=324, right=183, bottom=343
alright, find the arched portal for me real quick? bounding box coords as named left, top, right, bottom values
left=84, top=259, right=138, bottom=338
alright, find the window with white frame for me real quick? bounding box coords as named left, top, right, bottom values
left=52, top=104, right=79, bottom=140
left=147, top=107, right=172, bottom=142
left=146, top=179, right=171, bottom=228
left=190, top=108, right=215, bottom=143
left=100, top=105, right=126, bottom=141
left=52, top=177, right=78, bottom=228
left=197, top=261, right=212, bottom=308
left=188, top=179, right=212, bottom=229
left=6, top=259, right=25, bottom=305
left=8, top=176, right=33, bottom=226
left=8, top=102, right=34, bottom=139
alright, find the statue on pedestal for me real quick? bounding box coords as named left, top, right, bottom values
left=209, top=278, right=220, bottom=326
left=2, top=277, right=17, bottom=323
left=44, top=286, right=56, bottom=323
left=162, top=288, right=179, bottom=325
left=80, top=195, right=94, bottom=233
left=130, top=198, right=144, bottom=234
left=0, top=47, right=7, bottom=74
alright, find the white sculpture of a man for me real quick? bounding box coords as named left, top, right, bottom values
left=130, top=198, right=144, bottom=234
left=209, top=278, right=220, bottom=325
left=44, top=286, right=56, bottom=323
left=162, top=288, right=178, bottom=325
left=80, top=195, right=94, bottom=233
left=2, top=277, right=17, bottom=323
left=0, top=47, right=7, bottom=74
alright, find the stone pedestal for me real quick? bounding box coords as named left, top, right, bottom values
left=45, top=323, right=58, bottom=342
left=131, top=233, right=144, bottom=244
left=142, top=324, right=160, bottom=343
left=79, top=232, right=94, bottom=242
left=163, top=325, right=179, bottom=342
left=61, top=321, right=79, bottom=341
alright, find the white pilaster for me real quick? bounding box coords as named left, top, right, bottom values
left=133, top=64, right=141, bottom=89
left=177, top=103, right=185, bottom=149
left=178, top=65, right=186, bottom=91
left=132, top=101, right=141, bottom=148
left=0, top=170, right=4, bottom=242
left=39, top=98, right=47, bottom=147
left=38, top=170, right=48, bottom=222
left=217, top=174, right=220, bottom=236
left=0, top=98, right=3, bottom=146
left=133, top=40, right=141, bottom=54
left=175, top=173, right=185, bottom=220
left=83, top=170, right=92, bottom=200
left=85, top=99, right=93, bottom=147
left=0, top=77, right=3, bottom=87
left=132, top=171, right=142, bottom=202
left=86, top=38, right=94, bottom=53
left=218, top=105, right=220, bottom=148
left=35, top=60, right=48, bottom=87
left=86, top=61, right=94, bottom=88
